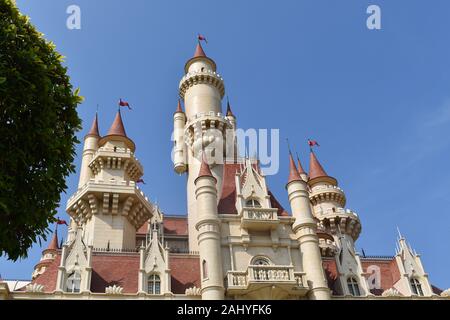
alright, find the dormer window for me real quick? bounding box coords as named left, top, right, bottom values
left=410, top=278, right=424, bottom=296
left=66, top=271, right=81, bottom=293
left=347, top=277, right=361, bottom=296
left=245, top=199, right=261, bottom=208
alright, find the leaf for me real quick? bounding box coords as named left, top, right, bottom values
left=0, top=77, right=6, bottom=84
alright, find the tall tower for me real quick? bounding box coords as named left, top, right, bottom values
left=176, top=42, right=232, bottom=250
left=286, top=153, right=331, bottom=300
left=66, top=111, right=154, bottom=250
left=194, top=154, right=224, bottom=299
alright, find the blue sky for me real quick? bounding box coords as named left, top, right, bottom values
left=1, top=0, right=449, bottom=289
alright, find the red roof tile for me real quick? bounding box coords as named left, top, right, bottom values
left=287, top=153, right=302, bottom=184
left=107, top=110, right=127, bottom=137
left=46, top=232, right=59, bottom=251
left=87, top=113, right=100, bottom=137
left=309, top=151, right=328, bottom=180
left=193, top=43, right=206, bottom=58
left=164, top=216, right=188, bottom=236
left=90, top=253, right=140, bottom=293
left=169, top=254, right=200, bottom=294
left=175, top=99, right=183, bottom=114
left=197, top=154, right=214, bottom=180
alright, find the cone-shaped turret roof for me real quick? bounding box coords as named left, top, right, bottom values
left=194, top=42, right=207, bottom=58
left=175, top=99, right=184, bottom=114
left=46, top=231, right=59, bottom=251
left=226, top=100, right=235, bottom=117
left=308, top=151, right=337, bottom=185
left=296, top=154, right=306, bottom=176
left=86, top=112, right=100, bottom=137
left=184, top=41, right=217, bottom=73
left=287, top=153, right=302, bottom=184
left=99, top=109, right=135, bottom=151
left=107, top=110, right=127, bottom=137
left=196, top=153, right=216, bottom=182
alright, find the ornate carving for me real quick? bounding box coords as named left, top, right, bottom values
left=105, top=284, right=123, bottom=295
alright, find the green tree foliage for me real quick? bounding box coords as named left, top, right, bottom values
left=0, top=0, right=82, bottom=260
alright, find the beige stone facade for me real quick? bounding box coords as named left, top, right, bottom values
left=1, top=41, right=448, bottom=301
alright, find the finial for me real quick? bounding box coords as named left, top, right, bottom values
left=397, top=226, right=404, bottom=240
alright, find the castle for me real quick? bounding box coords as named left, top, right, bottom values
left=1, top=41, right=448, bottom=300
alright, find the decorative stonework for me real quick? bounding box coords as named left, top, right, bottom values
left=25, top=283, right=44, bottom=293
left=105, top=285, right=123, bottom=295
left=440, top=289, right=450, bottom=297
left=185, top=286, right=202, bottom=296
left=382, top=288, right=402, bottom=297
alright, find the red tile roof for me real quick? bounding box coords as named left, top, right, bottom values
left=87, top=112, right=100, bottom=137
left=287, top=153, right=302, bottom=184
left=32, top=255, right=60, bottom=292
left=107, top=110, right=127, bottom=137
left=169, top=254, right=200, bottom=294
left=361, top=258, right=401, bottom=296
left=164, top=216, right=188, bottom=236
left=193, top=43, right=206, bottom=58
left=175, top=99, right=183, bottom=114
left=90, top=253, right=140, bottom=293
left=46, top=232, right=59, bottom=251
left=197, top=154, right=214, bottom=180
left=308, top=151, right=328, bottom=180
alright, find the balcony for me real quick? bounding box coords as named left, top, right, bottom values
left=227, top=265, right=308, bottom=296
left=240, top=208, right=279, bottom=230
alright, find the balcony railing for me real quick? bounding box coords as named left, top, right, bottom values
left=240, top=208, right=279, bottom=230
left=227, top=265, right=307, bottom=294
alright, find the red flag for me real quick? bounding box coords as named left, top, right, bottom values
left=119, top=98, right=132, bottom=110
left=198, top=34, right=208, bottom=44
left=136, top=178, right=146, bottom=185
left=308, top=139, right=320, bottom=147
left=57, top=218, right=68, bottom=226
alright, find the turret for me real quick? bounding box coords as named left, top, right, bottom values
left=66, top=109, right=154, bottom=250
left=307, top=151, right=361, bottom=243
left=285, top=153, right=331, bottom=300
left=178, top=41, right=232, bottom=250
left=79, top=113, right=100, bottom=188
left=32, top=230, right=60, bottom=279
left=194, top=154, right=225, bottom=300
left=173, top=100, right=187, bottom=174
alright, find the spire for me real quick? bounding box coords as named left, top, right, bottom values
left=197, top=153, right=214, bottom=179
left=308, top=151, right=337, bottom=185
left=46, top=231, right=59, bottom=251
left=86, top=112, right=100, bottom=137
left=107, top=110, right=127, bottom=137
left=194, top=42, right=207, bottom=58
left=309, top=151, right=328, bottom=180
left=295, top=152, right=306, bottom=175
left=226, top=98, right=235, bottom=117
left=175, top=99, right=183, bottom=114
left=287, top=153, right=302, bottom=184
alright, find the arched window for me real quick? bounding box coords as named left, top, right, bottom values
left=148, top=274, right=161, bottom=295
left=251, top=256, right=270, bottom=266
left=410, top=278, right=424, bottom=296
left=202, top=260, right=208, bottom=279
left=347, top=277, right=361, bottom=296
left=245, top=199, right=261, bottom=208
left=66, top=271, right=81, bottom=293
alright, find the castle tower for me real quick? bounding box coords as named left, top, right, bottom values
left=307, top=151, right=361, bottom=246
left=66, top=110, right=154, bottom=250
left=32, top=230, right=59, bottom=279
left=307, top=151, right=370, bottom=296
left=286, top=153, right=331, bottom=300
left=79, top=113, right=100, bottom=188
left=177, top=42, right=232, bottom=250
left=194, top=154, right=225, bottom=300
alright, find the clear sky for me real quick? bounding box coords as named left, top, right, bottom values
left=1, top=0, right=449, bottom=289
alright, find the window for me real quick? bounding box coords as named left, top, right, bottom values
left=410, top=278, right=424, bottom=296
left=252, top=257, right=270, bottom=266
left=202, top=260, right=208, bottom=279
left=347, top=277, right=361, bottom=296
left=66, top=272, right=81, bottom=293
left=245, top=199, right=261, bottom=208
left=148, top=274, right=161, bottom=294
